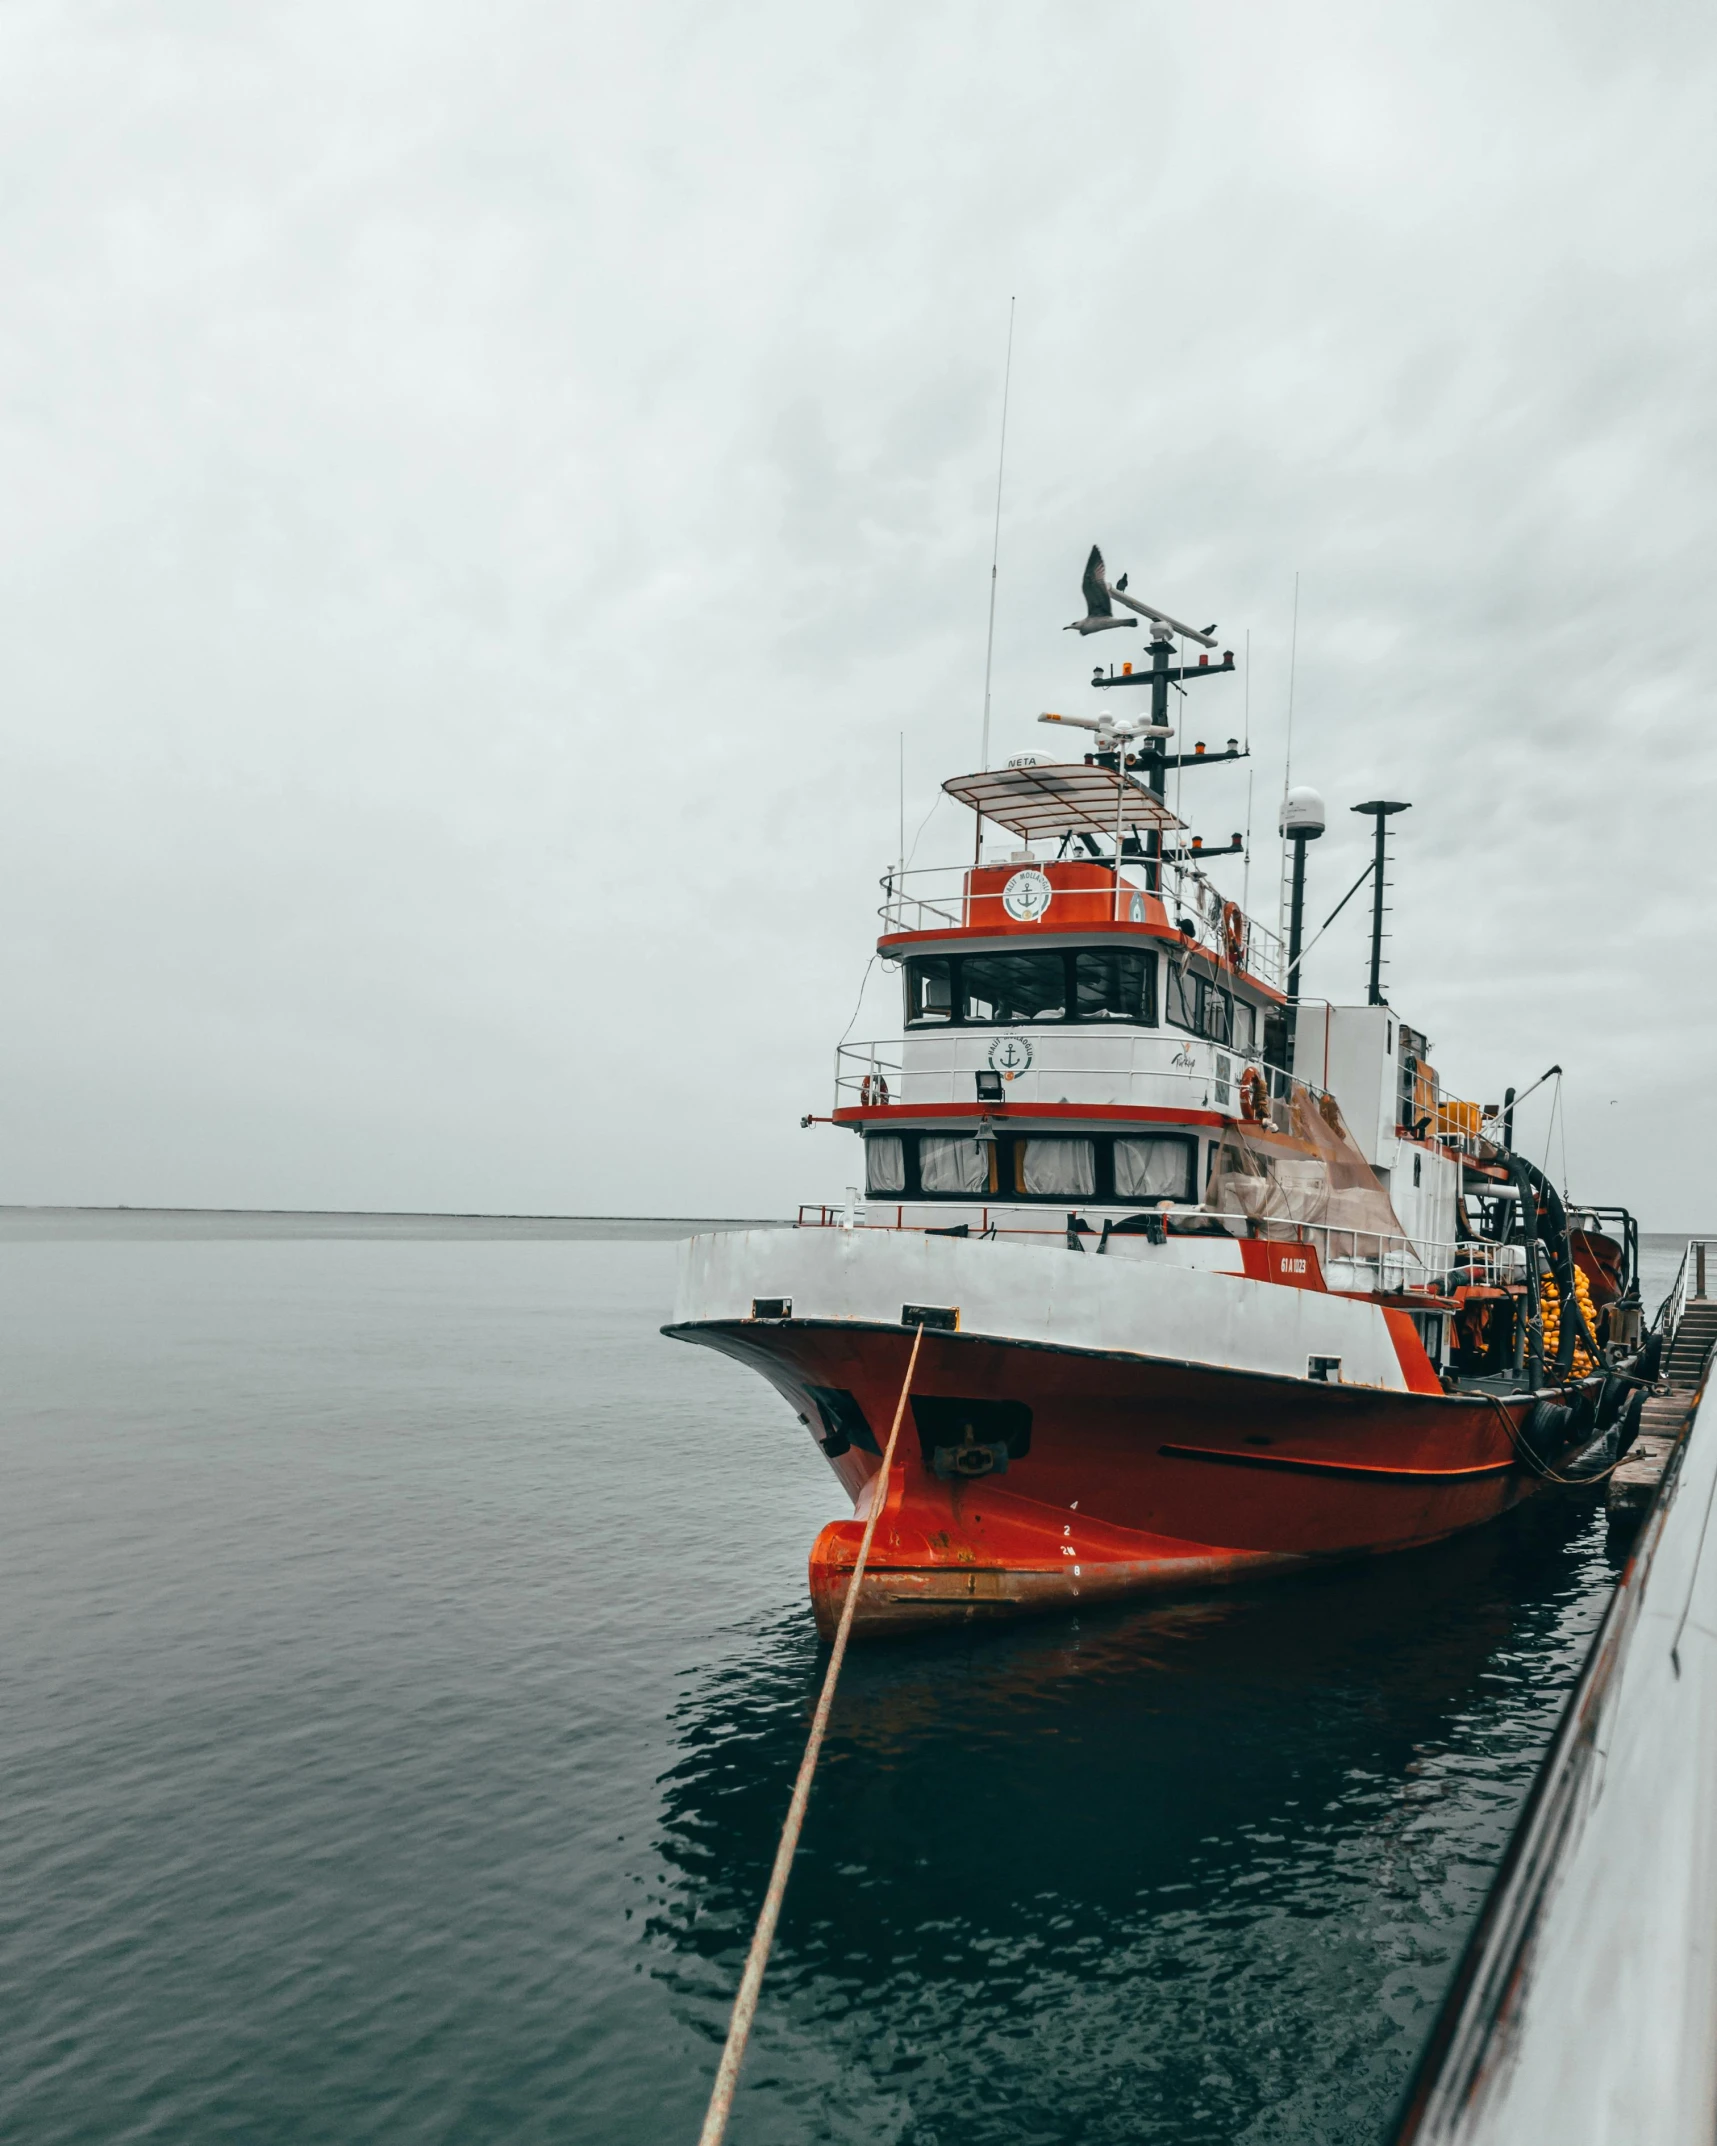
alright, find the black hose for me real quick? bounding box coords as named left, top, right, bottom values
left=1505, top=1152, right=1604, bottom=1381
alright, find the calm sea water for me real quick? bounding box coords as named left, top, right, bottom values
left=0, top=1214, right=1690, bottom=2145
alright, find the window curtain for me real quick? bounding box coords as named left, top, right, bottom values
left=1114, top=1136, right=1194, bottom=1201
left=865, top=1134, right=906, bottom=1195
left=919, top=1134, right=989, bottom=1195
left=1020, top=1137, right=1096, bottom=1197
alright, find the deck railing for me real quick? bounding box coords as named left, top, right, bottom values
left=794, top=1200, right=1518, bottom=1298
left=834, top=1038, right=1342, bottom=1123
left=877, top=858, right=1286, bottom=989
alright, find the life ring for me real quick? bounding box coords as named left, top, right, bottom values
left=1239, top=1066, right=1269, bottom=1123
left=1221, top=900, right=1247, bottom=969
left=860, top=1073, right=890, bottom=1107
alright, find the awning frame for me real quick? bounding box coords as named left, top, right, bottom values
left=943, top=762, right=1185, bottom=844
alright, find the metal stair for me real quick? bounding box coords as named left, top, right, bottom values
left=1664, top=1299, right=1717, bottom=1388
left=1608, top=1245, right=1714, bottom=1518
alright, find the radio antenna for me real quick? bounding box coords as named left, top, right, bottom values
left=978, top=297, right=1016, bottom=773
left=1282, top=572, right=1300, bottom=793
left=1277, top=575, right=1301, bottom=942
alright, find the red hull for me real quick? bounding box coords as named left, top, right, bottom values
left=669, top=1319, right=1541, bottom=1637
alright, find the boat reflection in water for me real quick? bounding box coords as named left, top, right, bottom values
left=655, top=1495, right=1619, bottom=2146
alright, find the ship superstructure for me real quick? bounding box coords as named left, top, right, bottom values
left=666, top=551, right=1648, bottom=1635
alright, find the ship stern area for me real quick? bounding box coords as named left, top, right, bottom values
left=663, top=1226, right=1534, bottom=1637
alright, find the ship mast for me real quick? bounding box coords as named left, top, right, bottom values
left=1088, top=627, right=1243, bottom=892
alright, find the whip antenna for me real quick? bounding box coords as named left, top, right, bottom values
left=978, top=297, right=1016, bottom=773
left=1278, top=572, right=1301, bottom=942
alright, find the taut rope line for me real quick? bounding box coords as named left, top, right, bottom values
left=694, top=1322, right=926, bottom=2146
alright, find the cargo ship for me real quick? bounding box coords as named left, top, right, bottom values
left=664, top=548, right=1649, bottom=1635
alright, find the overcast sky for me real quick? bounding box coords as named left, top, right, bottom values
left=2, top=1, right=1712, bottom=1225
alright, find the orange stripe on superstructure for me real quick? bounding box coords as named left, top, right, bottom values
left=1382, top=1306, right=1445, bottom=1394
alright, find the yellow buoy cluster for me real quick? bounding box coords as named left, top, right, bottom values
left=1540, top=1270, right=1599, bottom=1377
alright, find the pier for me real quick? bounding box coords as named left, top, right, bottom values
left=1607, top=1238, right=1715, bottom=1517
left=1393, top=1237, right=1717, bottom=2143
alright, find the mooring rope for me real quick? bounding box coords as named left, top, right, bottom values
left=1482, top=1390, right=1626, bottom=1487
left=694, top=1322, right=926, bottom=2146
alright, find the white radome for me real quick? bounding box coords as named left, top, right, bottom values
left=1279, top=784, right=1327, bottom=839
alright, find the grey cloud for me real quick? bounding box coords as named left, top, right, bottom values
left=0, top=0, right=1712, bottom=1222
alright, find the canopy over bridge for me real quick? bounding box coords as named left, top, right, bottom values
left=943, top=762, right=1184, bottom=845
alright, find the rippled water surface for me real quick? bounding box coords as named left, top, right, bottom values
left=0, top=1216, right=1686, bottom=2144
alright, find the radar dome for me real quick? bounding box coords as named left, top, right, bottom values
left=1279, top=785, right=1327, bottom=840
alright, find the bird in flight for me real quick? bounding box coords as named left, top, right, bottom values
left=1065, top=545, right=1137, bottom=635
left=1063, top=544, right=1220, bottom=648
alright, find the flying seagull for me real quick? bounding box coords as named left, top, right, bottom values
left=1064, top=545, right=1220, bottom=647
left=1064, top=545, right=1137, bottom=635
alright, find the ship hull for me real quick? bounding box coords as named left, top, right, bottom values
left=666, top=1228, right=1546, bottom=1637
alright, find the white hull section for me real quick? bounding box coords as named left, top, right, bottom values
left=675, top=1227, right=1420, bottom=1393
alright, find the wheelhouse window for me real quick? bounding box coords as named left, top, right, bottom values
left=907, top=957, right=953, bottom=1025
left=905, top=949, right=1159, bottom=1029
left=1231, top=998, right=1257, bottom=1054
left=864, top=1133, right=906, bottom=1195
left=918, top=1134, right=992, bottom=1195
left=961, top=952, right=1066, bottom=1025
left=1166, top=960, right=1199, bottom=1033
left=1167, top=962, right=1245, bottom=1046
left=1075, top=948, right=1156, bottom=1023
left=1113, top=1134, right=1197, bottom=1202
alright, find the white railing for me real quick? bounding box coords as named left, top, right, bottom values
left=1657, top=1239, right=1713, bottom=1339
left=1159, top=857, right=1286, bottom=989
left=834, top=1040, right=906, bottom=1109
left=876, top=857, right=1285, bottom=988
left=878, top=863, right=970, bottom=934
left=794, top=1198, right=1515, bottom=1299
left=833, top=1035, right=1268, bottom=1116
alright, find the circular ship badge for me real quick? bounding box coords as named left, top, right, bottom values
left=1001, top=867, right=1053, bottom=922
left=988, top=1033, right=1034, bottom=1081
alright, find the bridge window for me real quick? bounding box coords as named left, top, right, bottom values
left=865, top=1133, right=906, bottom=1195
left=1075, top=948, right=1156, bottom=1023
left=1016, top=1137, right=1096, bottom=1198
left=904, top=950, right=1159, bottom=1028
left=908, top=957, right=954, bottom=1024
left=1168, top=963, right=1248, bottom=1046
left=1113, top=1134, right=1197, bottom=1202
left=1166, top=961, right=1199, bottom=1032
left=961, top=952, right=1066, bottom=1024
left=918, top=1133, right=992, bottom=1195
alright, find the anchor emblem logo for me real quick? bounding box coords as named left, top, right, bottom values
left=988, top=1033, right=1034, bottom=1081
left=1001, top=868, right=1052, bottom=922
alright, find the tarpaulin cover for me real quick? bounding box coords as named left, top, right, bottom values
left=1206, top=1084, right=1409, bottom=1242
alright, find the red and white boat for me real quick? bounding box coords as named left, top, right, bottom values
left=666, top=549, right=1647, bottom=1635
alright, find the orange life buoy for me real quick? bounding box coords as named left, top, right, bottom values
left=860, top=1073, right=890, bottom=1107
left=1239, top=1066, right=1269, bottom=1123
left=1221, top=900, right=1247, bottom=970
